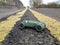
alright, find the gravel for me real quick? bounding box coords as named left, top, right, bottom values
left=1, top=10, right=60, bottom=45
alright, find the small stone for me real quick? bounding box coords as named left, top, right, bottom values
left=19, top=40, right=24, bottom=43
left=37, top=35, right=42, bottom=38
left=37, top=41, right=43, bottom=44
left=30, top=34, right=34, bottom=37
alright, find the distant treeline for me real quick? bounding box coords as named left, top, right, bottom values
left=35, top=3, right=60, bottom=8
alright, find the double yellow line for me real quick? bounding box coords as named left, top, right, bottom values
left=30, top=9, right=60, bottom=41
left=0, top=9, right=27, bottom=42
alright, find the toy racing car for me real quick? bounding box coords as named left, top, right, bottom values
left=18, top=20, right=46, bottom=31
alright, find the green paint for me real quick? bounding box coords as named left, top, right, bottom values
left=20, top=20, right=46, bottom=31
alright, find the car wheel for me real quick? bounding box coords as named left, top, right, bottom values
left=18, top=23, right=24, bottom=29
left=35, top=25, right=42, bottom=32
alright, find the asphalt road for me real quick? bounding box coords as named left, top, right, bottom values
left=33, top=8, right=60, bottom=21
left=0, top=8, right=24, bottom=20
left=1, top=10, right=60, bottom=45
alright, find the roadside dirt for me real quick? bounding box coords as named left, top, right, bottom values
left=1, top=10, right=60, bottom=45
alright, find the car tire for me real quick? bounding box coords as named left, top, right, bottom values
left=35, top=25, right=42, bottom=32
left=18, top=23, right=24, bottom=29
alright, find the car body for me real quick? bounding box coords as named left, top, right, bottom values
left=19, top=20, right=46, bottom=31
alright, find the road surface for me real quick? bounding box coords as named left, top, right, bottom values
left=33, top=8, right=60, bottom=21
left=0, top=9, right=60, bottom=45
left=0, top=8, right=24, bottom=20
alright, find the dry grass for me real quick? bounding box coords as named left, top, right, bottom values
left=0, top=9, right=26, bottom=42
left=30, top=9, right=60, bottom=41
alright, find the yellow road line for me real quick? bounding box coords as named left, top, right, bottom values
left=0, top=9, right=26, bottom=42
left=30, top=9, right=60, bottom=41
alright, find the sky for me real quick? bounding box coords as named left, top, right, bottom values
left=20, top=0, right=59, bottom=7
left=42, top=0, right=58, bottom=4
left=20, top=0, right=30, bottom=7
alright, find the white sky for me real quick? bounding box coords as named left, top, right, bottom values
left=42, top=0, right=58, bottom=4
left=20, top=0, right=59, bottom=7
left=20, top=0, right=30, bottom=7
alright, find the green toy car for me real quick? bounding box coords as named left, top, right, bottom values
left=19, top=20, right=46, bottom=31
